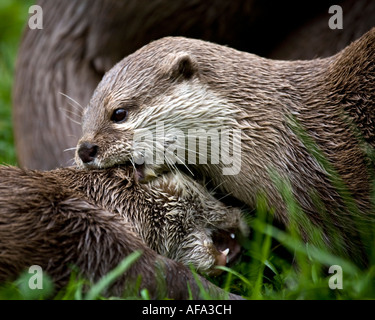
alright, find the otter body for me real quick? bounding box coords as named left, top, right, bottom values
left=76, top=29, right=375, bottom=265
left=0, top=165, right=245, bottom=298
left=13, top=0, right=374, bottom=170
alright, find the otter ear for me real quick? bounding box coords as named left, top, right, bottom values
left=168, top=52, right=198, bottom=80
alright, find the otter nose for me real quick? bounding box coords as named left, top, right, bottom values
left=78, top=142, right=98, bottom=164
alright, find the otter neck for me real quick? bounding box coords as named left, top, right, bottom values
left=53, top=168, right=143, bottom=224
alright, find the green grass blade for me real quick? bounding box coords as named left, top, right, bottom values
left=84, top=250, right=142, bottom=300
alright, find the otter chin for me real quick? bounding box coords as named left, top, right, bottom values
left=76, top=28, right=375, bottom=266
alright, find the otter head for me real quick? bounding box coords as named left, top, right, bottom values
left=142, top=171, right=249, bottom=276
left=75, top=37, right=237, bottom=181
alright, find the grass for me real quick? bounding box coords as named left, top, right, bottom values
left=0, top=0, right=34, bottom=165
left=0, top=0, right=375, bottom=301
left=1, top=183, right=374, bottom=300
left=1, top=201, right=374, bottom=300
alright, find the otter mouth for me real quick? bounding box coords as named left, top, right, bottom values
left=211, top=229, right=243, bottom=275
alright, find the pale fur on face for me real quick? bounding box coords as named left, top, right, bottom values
left=76, top=76, right=240, bottom=179
left=75, top=31, right=375, bottom=268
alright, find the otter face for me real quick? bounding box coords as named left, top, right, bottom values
left=75, top=38, right=238, bottom=181
left=143, top=171, right=249, bottom=275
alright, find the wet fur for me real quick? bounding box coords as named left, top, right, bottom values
left=13, top=0, right=373, bottom=170
left=0, top=165, right=245, bottom=299
left=77, top=28, right=375, bottom=266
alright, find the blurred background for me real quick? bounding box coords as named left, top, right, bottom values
left=0, top=0, right=32, bottom=165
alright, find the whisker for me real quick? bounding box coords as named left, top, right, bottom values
left=63, top=147, right=77, bottom=152
left=164, top=156, right=177, bottom=176
left=172, top=145, right=207, bottom=160
left=59, top=108, right=81, bottom=126
left=59, top=106, right=82, bottom=122
left=64, top=103, right=83, bottom=119
left=129, top=156, right=137, bottom=172
left=216, top=190, right=233, bottom=203
left=210, top=180, right=227, bottom=193
left=167, top=154, right=188, bottom=179
left=59, top=92, right=84, bottom=111
left=173, top=153, right=195, bottom=177
left=203, top=177, right=214, bottom=189
left=133, top=139, right=209, bottom=178
left=171, top=161, right=182, bottom=178
left=67, top=157, right=76, bottom=166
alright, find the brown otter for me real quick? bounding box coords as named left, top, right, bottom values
left=0, top=165, right=247, bottom=299
left=76, top=28, right=375, bottom=266
left=14, top=0, right=373, bottom=170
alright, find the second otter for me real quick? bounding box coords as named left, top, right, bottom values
left=0, top=165, right=246, bottom=298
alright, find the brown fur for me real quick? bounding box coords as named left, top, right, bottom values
left=0, top=165, right=246, bottom=299
left=270, top=0, right=375, bottom=59
left=76, top=28, right=375, bottom=265
left=14, top=0, right=373, bottom=170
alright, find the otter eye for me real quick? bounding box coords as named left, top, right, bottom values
left=111, top=108, right=128, bottom=123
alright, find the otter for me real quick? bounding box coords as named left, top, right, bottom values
left=14, top=0, right=373, bottom=170
left=76, top=28, right=375, bottom=266
left=0, top=165, right=247, bottom=299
